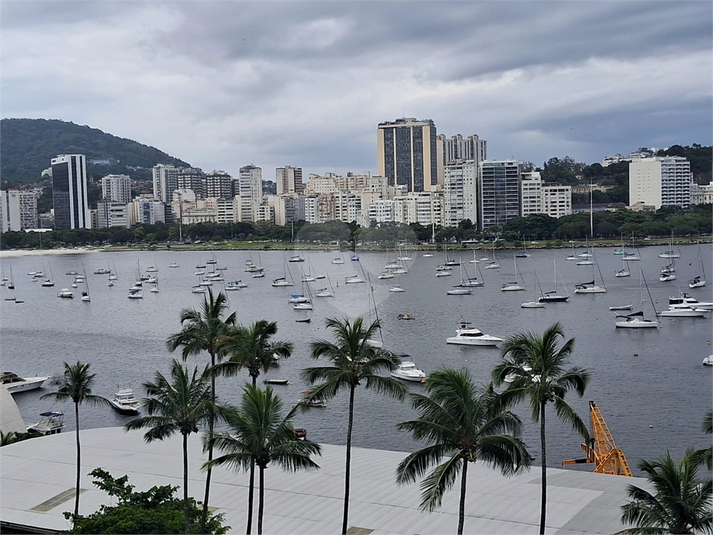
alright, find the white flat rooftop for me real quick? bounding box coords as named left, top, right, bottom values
left=0, top=427, right=644, bottom=534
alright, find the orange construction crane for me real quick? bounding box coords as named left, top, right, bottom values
left=562, top=400, right=632, bottom=477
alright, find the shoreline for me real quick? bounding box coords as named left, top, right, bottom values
left=1, top=237, right=710, bottom=258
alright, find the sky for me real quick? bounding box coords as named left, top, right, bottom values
left=2, top=1, right=711, bottom=180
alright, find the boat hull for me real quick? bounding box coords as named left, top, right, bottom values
left=109, top=401, right=140, bottom=415
left=615, top=319, right=658, bottom=328
left=446, top=337, right=501, bottom=346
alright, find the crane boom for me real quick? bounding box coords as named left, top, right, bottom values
left=562, top=401, right=632, bottom=477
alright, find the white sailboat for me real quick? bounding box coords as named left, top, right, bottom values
left=574, top=249, right=607, bottom=294
left=522, top=273, right=545, bottom=308
left=500, top=256, right=525, bottom=291
left=484, top=242, right=500, bottom=269
left=615, top=270, right=658, bottom=328
left=689, top=242, right=707, bottom=288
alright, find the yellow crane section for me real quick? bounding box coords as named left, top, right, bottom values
left=562, top=400, right=632, bottom=477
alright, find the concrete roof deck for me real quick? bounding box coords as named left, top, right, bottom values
left=0, top=427, right=643, bottom=534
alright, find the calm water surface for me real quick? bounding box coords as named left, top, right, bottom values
left=1, top=244, right=711, bottom=476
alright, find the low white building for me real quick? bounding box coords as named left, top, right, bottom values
left=542, top=184, right=572, bottom=218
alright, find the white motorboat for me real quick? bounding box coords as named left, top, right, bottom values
left=27, top=411, right=65, bottom=435
left=315, top=288, right=334, bottom=297
left=659, top=272, right=676, bottom=282
left=288, top=255, right=305, bottom=263
left=288, top=294, right=310, bottom=303
left=192, top=285, right=207, bottom=293
left=657, top=304, right=708, bottom=318
left=378, top=272, right=395, bottom=280
left=703, top=355, right=713, bottom=366
left=435, top=270, right=452, bottom=277
left=344, top=275, right=365, bottom=284
left=109, top=388, right=141, bottom=415
left=128, top=288, right=143, bottom=299
left=389, top=286, right=405, bottom=293
left=446, top=321, right=503, bottom=346
left=225, top=281, right=242, bottom=291
left=622, top=254, right=640, bottom=261
left=422, top=253, right=434, bottom=258
left=609, top=304, right=633, bottom=311
left=615, top=311, right=658, bottom=329
left=447, top=288, right=472, bottom=295
left=1, top=372, right=48, bottom=393
left=576, top=259, right=594, bottom=266
left=331, top=256, right=345, bottom=265
left=169, top=263, right=180, bottom=268
left=293, top=302, right=313, bottom=310
left=57, top=288, right=74, bottom=298
left=668, top=293, right=713, bottom=311
left=299, top=391, right=327, bottom=408
left=390, top=360, right=426, bottom=383
left=94, top=267, right=111, bottom=275
left=521, top=301, right=545, bottom=308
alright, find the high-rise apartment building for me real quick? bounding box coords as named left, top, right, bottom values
left=629, top=156, right=692, bottom=209
left=478, top=160, right=522, bottom=231
left=520, top=172, right=543, bottom=216
left=152, top=164, right=180, bottom=203
left=542, top=185, right=572, bottom=218
left=205, top=170, right=233, bottom=199
left=51, top=154, right=89, bottom=230
left=178, top=168, right=207, bottom=199
left=437, top=134, right=487, bottom=186
left=101, top=174, right=132, bottom=204
left=377, top=118, right=437, bottom=192
left=276, top=166, right=304, bottom=195
left=0, top=190, right=38, bottom=231
left=443, top=161, right=478, bottom=227
left=239, top=165, right=264, bottom=222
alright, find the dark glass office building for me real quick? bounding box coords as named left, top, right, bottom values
left=51, top=154, right=89, bottom=230
left=377, top=118, right=437, bottom=192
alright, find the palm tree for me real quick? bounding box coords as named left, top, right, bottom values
left=204, top=385, right=321, bottom=535
left=301, top=316, right=407, bottom=535
left=213, top=320, right=293, bottom=387
left=41, top=361, right=110, bottom=519
left=167, top=287, right=236, bottom=532
left=211, top=320, right=293, bottom=534
left=619, top=449, right=712, bottom=534
left=492, top=322, right=590, bottom=535
left=396, top=368, right=531, bottom=535
left=125, top=359, right=213, bottom=535
left=696, top=410, right=712, bottom=470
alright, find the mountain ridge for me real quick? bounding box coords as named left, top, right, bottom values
left=0, top=118, right=190, bottom=184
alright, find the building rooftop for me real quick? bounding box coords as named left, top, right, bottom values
left=1, top=427, right=644, bottom=534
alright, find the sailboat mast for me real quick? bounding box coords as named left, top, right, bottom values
left=589, top=180, right=593, bottom=238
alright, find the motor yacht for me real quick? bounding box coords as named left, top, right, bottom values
left=1, top=372, right=48, bottom=393
left=109, top=388, right=141, bottom=415
left=390, top=360, right=426, bottom=383
left=446, top=321, right=503, bottom=346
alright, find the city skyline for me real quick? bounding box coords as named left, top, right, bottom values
left=1, top=2, right=711, bottom=180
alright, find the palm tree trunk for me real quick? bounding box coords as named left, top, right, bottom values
left=342, top=385, right=356, bottom=535
left=73, top=401, right=80, bottom=519
left=246, top=461, right=255, bottom=534
left=247, top=375, right=257, bottom=535
left=183, top=432, right=190, bottom=535
left=539, top=401, right=547, bottom=535
left=258, top=465, right=265, bottom=535
left=458, top=458, right=468, bottom=535
left=202, top=354, right=217, bottom=534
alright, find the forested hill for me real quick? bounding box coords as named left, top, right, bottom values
left=0, top=118, right=190, bottom=184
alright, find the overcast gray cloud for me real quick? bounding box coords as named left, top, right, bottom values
left=1, top=1, right=711, bottom=178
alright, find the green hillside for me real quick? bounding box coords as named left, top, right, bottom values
left=0, top=118, right=190, bottom=184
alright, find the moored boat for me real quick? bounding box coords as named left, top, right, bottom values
left=1, top=372, right=48, bottom=393
left=109, top=387, right=141, bottom=415
left=390, top=359, right=426, bottom=382
left=446, top=321, right=503, bottom=346
left=27, top=411, right=65, bottom=435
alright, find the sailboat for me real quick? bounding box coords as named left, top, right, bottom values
left=574, top=249, right=606, bottom=293
left=538, top=261, right=570, bottom=302
left=365, top=276, right=384, bottom=348
left=484, top=242, right=500, bottom=269
left=293, top=282, right=314, bottom=310
left=616, top=270, right=658, bottom=328
left=500, top=256, right=525, bottom=291
left=689, top=242, right=707, bottom=289
left=659, top=259, right=676, bottom=282
left=516, top=237, right=530, bottom=258
left=522, top=273, right=545, bottom=308
left=615, top=257, right=630, bottom=278
left=315, top=271, right=335, bottom=297
left=658, top=231, right=680, bottom=259
left=41, top=263, right=55, bottom=287
left=272, top=257, right=295, bottom=287
left=455, top=263, right=484, bottom=288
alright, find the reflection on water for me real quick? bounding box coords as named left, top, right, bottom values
left=1, top=244, right=711, bottom=475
